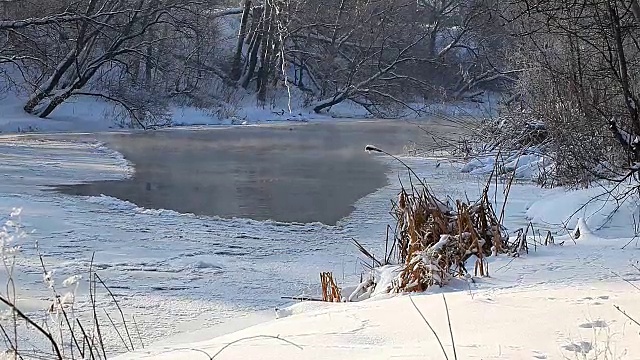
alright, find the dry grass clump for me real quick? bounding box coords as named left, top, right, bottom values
left=320, top=272, right=342, bottom=302
left=320, top=175, right=526, bottom=301
left=315, top=145, right=532, bottom=300
left=388, top=180, right=511, bottom=293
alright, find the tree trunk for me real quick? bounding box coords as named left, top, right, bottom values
left=313, top=90, right=350, bottom=113
left=37, top=91, right=73, bottom=118
left=145, top=32, right=154, bottom=89
left=240, top=8, right=263, bottom=89
left=608, top=1, right=640, bottom=136
left=23, top=49, right=76, bottom=113
left=231, top=0, right=252, bottom=81
left=37, top=52, right=107, bottom=118
left=631, top=0, right=640, bottom=25
left=256, top=2, right=273, bottom=102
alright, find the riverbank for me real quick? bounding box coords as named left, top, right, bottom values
left=115, top=281, right=640, bottom=359
left=2, top=119, right=639, bottom=359
left=0, top=119, right=472, bottom=353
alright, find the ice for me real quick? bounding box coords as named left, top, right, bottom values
left=0, top=130, right=639, bottom=359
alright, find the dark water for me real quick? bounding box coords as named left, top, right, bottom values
left=56, top=120, right=448, bottom=224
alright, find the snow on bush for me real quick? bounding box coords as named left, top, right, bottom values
left=0, top=209, right=136, bottom=359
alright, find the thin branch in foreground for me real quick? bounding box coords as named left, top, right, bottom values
left=95, top=273, right=135, bottom=351
left=0, top=322, right=19, bottom=360
left=365, top=145, right=431, bottom=191
left=408, top=295, right=449, bottom=360
left=442, top=294, right=458, bottom=360
left=351, top=238, right=383, bottom=268
left=37, top=254, right=83, bottom=359
left=602, top=266, right=640, bottom=292
left=102, top=310, right=130, bottom=352
left=157, top=335, right=303, bottom=359
left=613, top=305, right=640, bottom=332
left=0, top=295, right=63, bottom=359
left=281, top=296, right=323, bottom=302
left=211, top=335, right=302, bottom=359
left=89, top=253, right=107, bottom=360
left=132, top=315, right=144, bottom=349
left=75, top=319, right=96, bottom=360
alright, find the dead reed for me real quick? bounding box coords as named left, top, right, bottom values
left=387, top=178, right=510, bottom=293
left=318, top=146, right=532, bottom=300
left=320, top=272, right=342, bottom=302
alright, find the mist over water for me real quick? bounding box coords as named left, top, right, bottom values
left=57, top=121, right=435, bottom=224
left=0, top=118, right=480, bottom=346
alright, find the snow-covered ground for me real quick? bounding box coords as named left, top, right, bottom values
left=0, top=90, right=370, bottom=134
left=1, top=118, right=639, bottom=359
left=115, top=283, right=638, bottom=359
left=112, top=179, right=640, bottom=359
left=0, top=88, right=495, bottom=134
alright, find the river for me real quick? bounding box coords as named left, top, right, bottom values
left=2, top=118, right=490, bottom=353
left=55, top=119, right=463, bottom=224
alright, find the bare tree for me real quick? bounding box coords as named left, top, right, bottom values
left=494, top=0, right=640, bottom=185
left=1, top=0, right=242, bottom=127
left=224, top=0, right=508, bottom=115
left=1, top=0, right=510, bottom=124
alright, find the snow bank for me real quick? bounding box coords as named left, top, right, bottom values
left=0, top=93, right=120, bottom=133
left=0, top=89, right=374, bottom=134
left=0, top=135, right=133, bottom=191
left=114, top=282, right=640, bottom=360
left=526, top=183, right=640, bottom=237
left=461, top=149, right=553, bottom=181
left=84, top=194, right=194, bottom=217
left=1, top=86, right=499, bottom=135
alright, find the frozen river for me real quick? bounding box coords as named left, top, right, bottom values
left=1, top=118, right=521, bottom=354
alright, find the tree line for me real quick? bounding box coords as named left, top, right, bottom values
left=0, top=0, right=511, bottom=126
left=497, top=0, right=640, bottom=185
left=3, top=0, right=640, bottom=182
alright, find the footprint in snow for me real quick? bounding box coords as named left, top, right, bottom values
left=577, top=295, right=609, bottom=304
left=532, top=350, right=548, bottom=359
left=562, top=341, right=593, bottom=354
left=579, top=320, right=608, bottom=328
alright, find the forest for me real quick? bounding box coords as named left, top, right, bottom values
left=2, top=0, right=640, bottom=183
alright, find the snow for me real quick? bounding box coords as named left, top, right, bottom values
left=104, top=155, right=640, bottom=360
left=461, top=149, right=554, bottom=182
left=430, top=234, right=451, bottom=252
left=0, top=89, right=374, bottom=134
left=113, top=214, right=640, bottom=360
left=105, top=158, right=640, bottom=360
left=0, top=113, right=638, bottom=359
left=0, top=93, right=124, bottom=133
left=0, top=134, right=133, bottom=192
left=461, top=156, right=495, bottom=173
left=114, top=284, right=639, bottom=359
left=526, top=183, right=640, bottom=237
left=0, top=85, right=500, bottom=135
